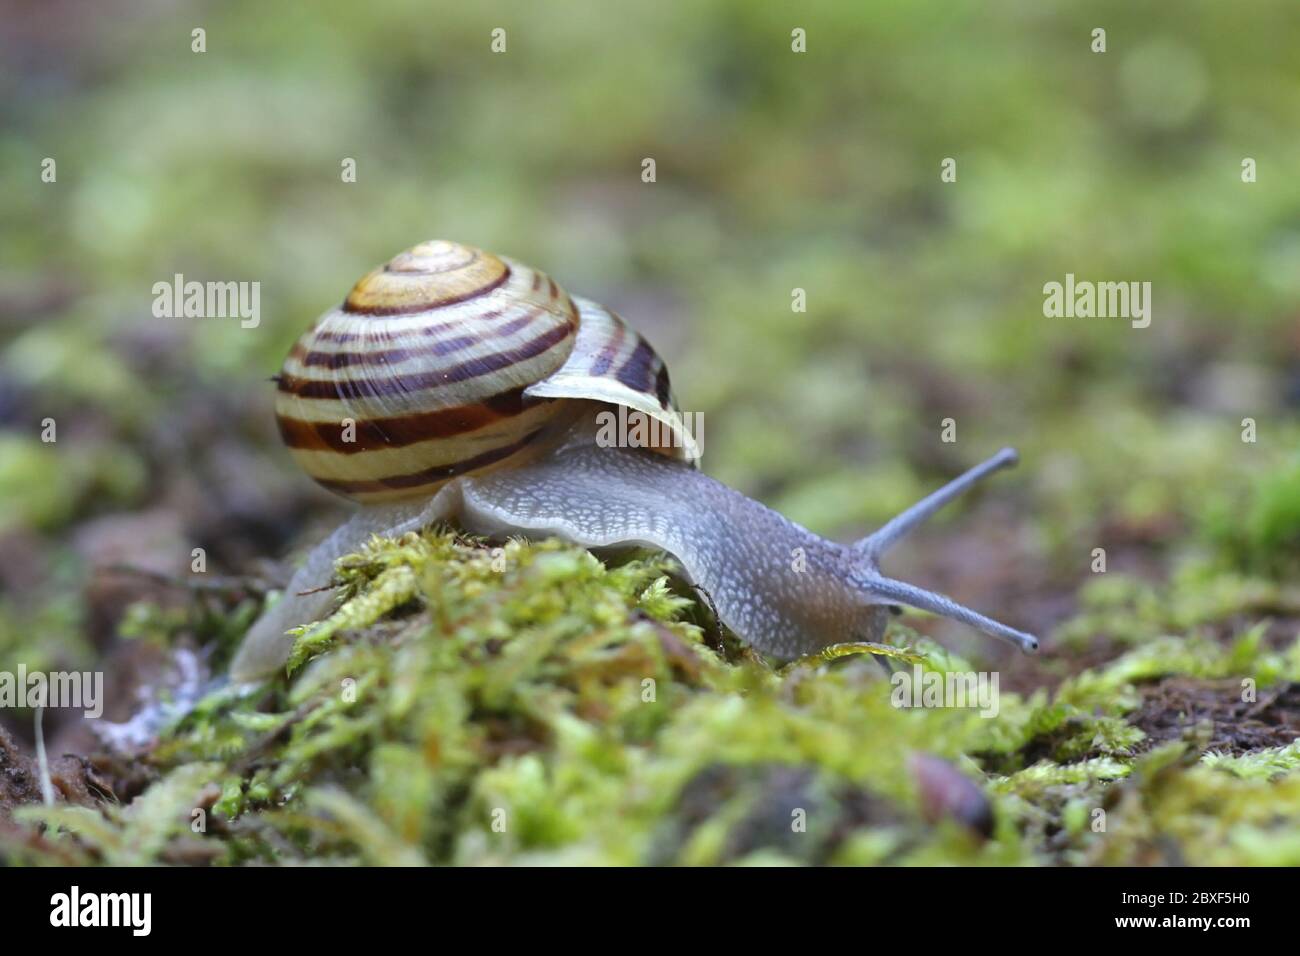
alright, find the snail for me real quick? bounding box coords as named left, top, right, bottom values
left=229, top=240, right=1037, bottom=681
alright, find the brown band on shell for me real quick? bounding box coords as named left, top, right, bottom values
left=292, top=305, right=556, bottom=369
left=276, top=387, right=544, bottom=453
left=277, top=322, right=574, bottom=401
left=312, top=427, right=548, bottom=496
left=613, top=338, right=659, bottom=396
left=653, top=363, right=673, bottom=409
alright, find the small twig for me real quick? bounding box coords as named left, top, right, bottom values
left=100, top=563, right=269, bottom=594
left=295, top=582, right=341, bottom=597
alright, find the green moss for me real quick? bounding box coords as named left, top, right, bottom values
left=5, top=528, right=1300, bottom=866
left=0, top=434, right=147, bottom=534
left=1201, top=454, right=1300, bottom=577
left=1203, top=740, right=1300, bottom=780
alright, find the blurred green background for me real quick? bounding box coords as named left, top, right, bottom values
left=1, top=0, right=1298, bottom=686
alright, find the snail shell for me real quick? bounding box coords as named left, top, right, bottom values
left=274, top=240, right=698, bottom=503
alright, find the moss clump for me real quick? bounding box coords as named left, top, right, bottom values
left=3, top=529, right=1299, bottom=866
left=1200, top=454, right=1300, bottom=578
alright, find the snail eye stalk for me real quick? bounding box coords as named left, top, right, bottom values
left=854, top=448, right=1036, bottom=653
left=856, top=447, right=1020, bottom=559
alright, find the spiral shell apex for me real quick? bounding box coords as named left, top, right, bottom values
left=342, top=240, right=512, bottom=315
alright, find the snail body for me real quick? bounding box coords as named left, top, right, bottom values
left=230, top=241, right=1036, bottom=681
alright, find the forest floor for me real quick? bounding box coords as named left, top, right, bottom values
left=3, top=515, right=1299, bottom=866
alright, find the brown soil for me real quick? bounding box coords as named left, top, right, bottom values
left=1130, top=677, right=1300, bottom=755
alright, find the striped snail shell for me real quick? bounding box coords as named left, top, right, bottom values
left=274, top=240, right=699, bottom=503
left=231, top=240, right=1038, bottom=682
